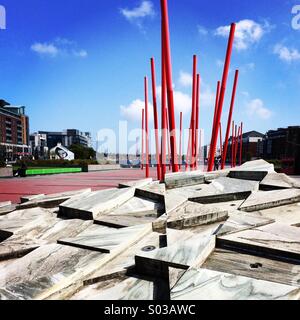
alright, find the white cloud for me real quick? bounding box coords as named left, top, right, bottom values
left=246, top=99, right=272, bottom=119
left=120, top=99, right=154, bottom=122
left=31, top=38, right=87, bottom=58
left=215, top=19, right=270, bottom=50
left=273, top=44, right=300, bottom=63
left=178, top=71, right=193, bottom=87
left=120, top=1, right=154, bottom=28
left=197, top=25, right=208, bottom=36
left=31, top=43, right=59, bottom=57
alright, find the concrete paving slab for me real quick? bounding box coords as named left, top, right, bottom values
left=239, top=189, right=300, bottom=212
left=260, top=173, right=300, bottom=190
left=171, top=268, right=300, bottom=300
left=165, top=170, right=205, bottom=189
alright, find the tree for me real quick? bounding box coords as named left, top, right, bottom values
left=69, top=144, right=96, bottom=160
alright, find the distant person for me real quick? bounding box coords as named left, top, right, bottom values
left=214, top=157, right=220, bottom=171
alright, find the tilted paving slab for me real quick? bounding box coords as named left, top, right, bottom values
left=239, top=189, right=300, bottom=212
left=135, top=182, right=166, bottom=203
left=0, top=217, right=92, bottom=261
left=203, top=248, right=300, bottom=288
left=216, top=212, right=275, bottom=236
left=17, top=188, right=92, bottom=209
left=70, top=275, right=154, bottom=301
left=260, top=173, right=300, bottom=190
left=59, top=187, right=136, bottom=220
left=171, top=268, right=300, bottom=300
left=58, top=224, right=150, bottom=254
left=166, top=201, right=228, bottom=230
left=189, top=177, right=259, bottom=204
left=259, top=202, right=300, bottom=226
left=164, top=170, right=205, bottom=189
left=218, top=222, right=300, bottom=262
left=0, top=201, right=16, bottom=216
left=135, top=234, right=216, bottom=277
left=118, top=178, right=152, bottom=189
left=228, top=159, right=275, bottom=181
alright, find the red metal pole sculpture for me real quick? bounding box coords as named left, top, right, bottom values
left=150, top=58, right=161, bottom=181
left=221, top=70, right=239, bottom=170
left=144, top=76, right=150, bottom=178
left=161, top=19, right=167, bottom=181
left=141, top=108, right=145, bottom=170
left=179, top=111, right=183, bottom=170
left=195, top=74, right=200, bottom=170
left=190, top=55, right=197, bottom=170
left=240, top=122, right=243, bottom=166
left=231, top=121, right=235, bottom=168
left=208, top=81, right=221, bottom=167
left=161, top=0, right=179, bottom=172
left=234, top=125, right=238, bottom=167
left=219, top=122, right=223, bottom=159
left=208, top=23, right=236, bottom=172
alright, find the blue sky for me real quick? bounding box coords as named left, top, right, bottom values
left=0, top=0, right=300, bottom=153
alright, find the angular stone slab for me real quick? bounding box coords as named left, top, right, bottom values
left=216, top=212, right=275, bottom=236
left=229, top=159, right=275, bottom=181
left=171, top=268, right=300, bottom=300
left=164, top=190, right=188, bottom=215
left=59, top=187, right=135, bottom=220
left=239, top=189, right=300, bottom=212
left=71, top=275, right=154, bottom=301
left=189, top=177, right=259, bottom=204
left=0, top=202, right=16, bottom=216
left=260, top=173, right=300, bottom=190
left=20, top=194, right=45, bottom=204
left=203, top=169, right=230, bottom=182
left=218, top=222, right=300, bottom=262
left=18, top=188, right=92, bottom=209
left=164, top=170, right=205, bottom=189
left=0, top=217, right=92, bottom=261
left=203, top=248, right=300, bottom=288
left=84, top=231, right=161, bottom=285
left=167, top=201, right=228, bottom=230
left=119, top=178, right=152, bottom=189
left=135, top=182, right=165, bottom=203
left=259, top=203, right=300, bottom=226
left=58, top=224, right=150, bottom=253
left=135, top=235, right=215, bottom=277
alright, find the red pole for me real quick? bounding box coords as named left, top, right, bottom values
left=195, top=74, right=200, bottom=170
left=141, top=108, right=145, bottom=170
left=221, top=70, right=239, bottom=170
left=219, top=122, right=223, bottom=158
left=234, top=125, right=238, bottom=167
left=231, top=121, right=234, bottom=168
left=190, top=55, right=197, bottom=170
left=166, top=109, right=172, bottom=171
left=208, top=23, right=236, bottom=172
left=161, top=18, right=167, bottom=181
left=240, top=122, right=243, bottom=166
left=179, top=112, right=183, bottom=170
left=161, top=0, right=179, bottom=172
left=150, top=58, right=161, bottom=181
left=144, top=76, right=150, bottom=178
left=208, top=81, right=221, bottom=168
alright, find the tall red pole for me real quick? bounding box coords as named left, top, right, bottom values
left=221, top=70, right=239, bottom=170
left=144, top=76, right=150, bottom=178
left=234, top=125, right=238, bottom=167
left=141, top=108, right=145, bottom=170
left=231, top=121, right=234, bottom=168
left=190, top=55, right=197, bottom=170
left=208, top=23, right=236, bottom=172
left=161, top=17, right=167, bottom=181
left=219, top=122, right=223, bottom=158
left=195, top=74, right=200, bottom=170
left=150, top=58, right=161, bottom=181
left=161, top=0, right=179, bottom=172
left=240, top=122, right=243, bottom=166
left=179, top=112, right=183, bottom=170
left=166, top=109, right=171, bottom=171
left=208, top=81, right=221, bottom=166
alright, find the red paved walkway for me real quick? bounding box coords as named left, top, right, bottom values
left=0, top=168, right=159, bottom=204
